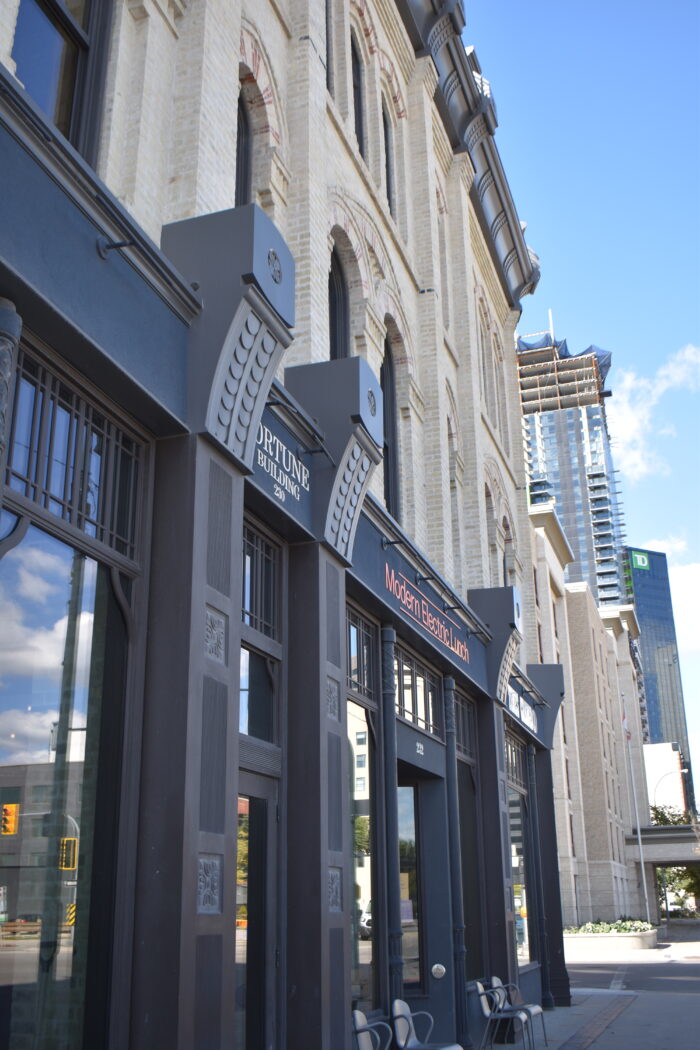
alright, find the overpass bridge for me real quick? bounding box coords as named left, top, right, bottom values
left=626, top=823, right=700, bottom=866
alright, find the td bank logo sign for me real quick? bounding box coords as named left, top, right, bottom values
left=631, top=551, right=650, bottom=570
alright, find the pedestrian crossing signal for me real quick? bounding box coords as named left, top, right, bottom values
left=59, top=837, right=78, bottom=870
left=1, top=804, right=19, bottom=835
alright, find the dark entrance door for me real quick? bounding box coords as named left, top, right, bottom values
left=236, top=772, right=278, bottom=1050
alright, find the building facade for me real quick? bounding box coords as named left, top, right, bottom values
left=624, top=547, right=695, bottom=812
left=0, top=2, right=572, bottom=1049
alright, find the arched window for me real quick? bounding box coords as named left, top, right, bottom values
left=382, top=100, right=395, bottom=216
left=325, top=0, right=333, bottom=94
left=236, top=93, right=252, bottom=207
left=381, top=338, right=400, bottom=519
left=329, top=248, right=350, bottom=359
left=351, top=33, right=365, bottom=160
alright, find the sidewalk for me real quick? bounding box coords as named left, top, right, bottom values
left=537, top=926, right=700, bottom=1050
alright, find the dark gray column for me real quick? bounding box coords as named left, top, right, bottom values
left=526, top=745, right=554, bottom=1009
left=476, top=701, right=513, bottom=982
left=381, top=625, right=403, bottom=1004
left=0, top=298, right=22, bottom=506
left=131, top=437, right=245, bottom=1050
left=534, top=748, right=571, bottom=1006
left=443, top=677, right=472, bottom=1048
left=286, top=543, right=350, bottom=1050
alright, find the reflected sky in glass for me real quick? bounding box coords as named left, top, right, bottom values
left=0, top=524, right=96, bottom=766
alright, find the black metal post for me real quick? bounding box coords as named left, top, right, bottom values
left=527, top=744, right=554, bottom=1009
left=381, top=625, right=403, bottom=1004
left=444, top=676, right=473, bottom=1048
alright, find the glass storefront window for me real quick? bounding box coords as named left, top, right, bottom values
left=508, top=787, right=531, bottom=966
left=235, top=793, right=268, bottom=1050
left=398, top=785, right=421, bottom=986
left=0, top=521, right=127, bottom=1048
left=6, top=350, right=143, bottom=560
left=239, top=648, right=275, bottom=741
left=348, top=701, right=375, bottom=1010
left=242, top=525, right=279, bottom=639
left=394, top=648, right=442, bottom=737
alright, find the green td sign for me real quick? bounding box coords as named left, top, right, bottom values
left=631, top=550, right=650, bottom=570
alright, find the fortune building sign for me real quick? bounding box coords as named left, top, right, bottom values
left=249, top=410, right=313, bottom=529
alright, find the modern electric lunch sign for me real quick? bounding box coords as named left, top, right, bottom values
left=631, top=550, right=650, bottom=570
left=384, top=563, right=470, bottom=665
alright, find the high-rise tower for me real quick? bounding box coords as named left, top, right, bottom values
left=518, top=332, right=626, bottom=604
left=624, top=548, right=695, bottom=812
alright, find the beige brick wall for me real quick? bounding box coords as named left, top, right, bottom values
left=91, top=0, right=536, bottom=634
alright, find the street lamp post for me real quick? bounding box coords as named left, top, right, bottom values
left=653, top=769, right=688, bottom=810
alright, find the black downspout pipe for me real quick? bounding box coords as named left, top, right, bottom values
left=444, top=676, right=473, bottom=1048
left=381, top=625, right=403, bottom=1004
left=527, top=743, right=554, bottom=1009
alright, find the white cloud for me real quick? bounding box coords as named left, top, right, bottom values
left=0, top=590, right=95, bottom=682
left=668, top=562, right=700, bottom=658
left=607, top=343, right=700, bottom=482
left=8, top=545, right=70, bottom=604
left=641, top=535, right=688, bottom=561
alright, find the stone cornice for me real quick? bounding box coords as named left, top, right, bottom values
left=395, top=0, right=540, bottom=309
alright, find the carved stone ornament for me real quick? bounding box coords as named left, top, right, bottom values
left=326, top=677, right=340, bottom=720
left=205, top=607, right=227, bottom=664
left=325, top=431, right=381, bottom=562
left=0, top=299, right=22, bottom=472
left=328, top=867, right=342, bottom=912
left=197, top=853, right=223, bottom=914
left=497, top=631, right=519, bottom=705
left=207, top=292, right=287, bottom=471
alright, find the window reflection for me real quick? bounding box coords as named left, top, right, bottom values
left=508, top=788, right=531, bottom=965
left=348, top=701, right=374, bottom=1010
left=0, top=522, right=127, bottom=1049
left=398, top=784, right=421, bottom=986
left=236, top=795, right=267, bottom=1050
left=239, top=648, right=274, bottom=742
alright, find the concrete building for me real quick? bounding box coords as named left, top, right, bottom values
left=624, top=547, right=695, bottom=812
left=0, top=2, right=572, bottom=1049
left=565, top=585, right=651, bottom=921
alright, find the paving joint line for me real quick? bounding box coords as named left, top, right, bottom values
left=554, top=994, right=637, bottom=1050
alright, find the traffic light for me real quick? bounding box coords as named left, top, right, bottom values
left=1, top=803, right=19, bottom=835
left=58, top=837, right=78, bottom=870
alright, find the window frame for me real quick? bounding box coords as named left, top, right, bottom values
left=10, top=0, right=113, bottom=164
left=236, top=92, right=252, bottom=207
left=350, top=31, right=366, bottom=161
left=380, top=337, right=400, bottom=521
left=329, top=247, right=350, bottom=360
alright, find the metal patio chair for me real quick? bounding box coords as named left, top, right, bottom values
left=475, top=981, right=533, bottom=1050
left=352, top=1009, right=392, bottom=1050
left=390, top=998, right=463, bottom=1050
left=489, top=977, right=547, bottom=1047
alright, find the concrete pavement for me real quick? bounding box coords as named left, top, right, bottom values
left=533, top=922, right=700, bottom=1050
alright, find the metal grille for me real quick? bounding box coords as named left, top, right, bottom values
left=455, top=693, right=476, bottom=760
left=394, top=647, right=442, bottom=738
left=505, top=732, right=527, bottom=791
left=6, top=348, right=142, bottom=561
left=346, top=607, right=375, bottom=700
left=242, top=524, right=279, bottom=638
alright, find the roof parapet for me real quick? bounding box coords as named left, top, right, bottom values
left=395, top=1, right=540, bottom=308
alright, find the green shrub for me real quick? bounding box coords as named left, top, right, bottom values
left=563, top=919, right=654, bottom=934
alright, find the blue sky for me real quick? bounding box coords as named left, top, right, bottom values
left=464, top=1, right=700, bottom=786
